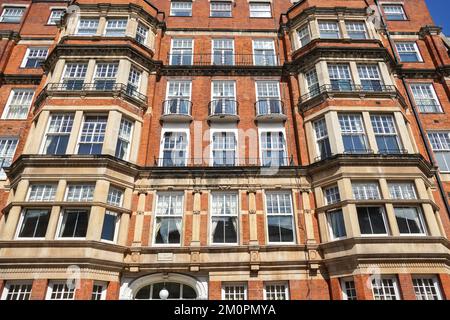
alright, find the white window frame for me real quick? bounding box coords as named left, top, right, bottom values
left=318, top=20, right=341, bottom=39
left=263, top=282, right=289, bottom=300
left=45, top=281, right=76, bottom=300
left=0, top=137, right=18, bottom=179
left=345, top=21, right=367, bottom=39
left=55, top=208, right=90, bottom=240
left=104, top=18, right=128, bottom=37
left=152, top=191, right=185, bottom=246
left=0, top=6, right=25, bottom=23
left=76, top=18, right=99, bottom=35
left=101, top=210, right=120, bottom=243
left=249, top=2, right=272, bottom=18
left=410, top=83, right=442, bottom=113
left=15, top=208, right=50, bottom=240
left=428, top=131, right=450, bottom=172
left=340, top=278, right=357, bottom=300
left=388, top=182, right=417, bottom=200
left=395, top=42, right=423, bottom=62
left=65, top=184, right=95, bottom=202
left=313, top=117, right=332, bottom=160
left=222, top=283, right=247, bottom=300
left=107, top=186, right=124, bottom=207
left=40, top=113, right=74, bottom=155
left=1, top=89, right=34, bottom=120
left=394, top=206, right=427, bottom=236
left=352, top=182, right=381, bottom=200
left=264, top=190, right=296, bottom=245
left=20, top=47, right=48, bottom=68
left=27, top=184, right=57, bottom=202
left=76, top=114, right=108, bottom=155
left=170, top=38, right=194, bottom=65
left=211, top=39, right=235, bottom=65
left=297, top=24, right=311, bottom=48
left=1, top=281, right=33, bottom=300
left=210, top=128, right=238, bottom=167
left=258, top=127, right=288, bottom=167
left=383, top=4, right=407, bottom=21
left=357, top=206, right=390, bottom=237
left=252, top=39, right=276, bottom=66
left=91, top=281, right=108, bottom=300
left=327, top=209, right=346, bottom=241
left=371, top=276, right=401, bottom=300
left=158, top=127, right=190, bottom=167
left=115, top=117, right=134, bottom=161
left=170, top=1, right=193, bottom=17
left=210, top=1, right=232, bottom=18
left=47, top=8, right=65, bottom=25
left=135, top=22, right=149, bottom=45
left=324, top=185, right=340, bottom=205
left=209, top=191, right=239, bottom=245
left=412, top=276, right=443, bottom=300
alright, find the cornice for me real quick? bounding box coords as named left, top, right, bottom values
left=0, top=30, right=20, bottom=41
left=0, top=73, right=42, bottom=85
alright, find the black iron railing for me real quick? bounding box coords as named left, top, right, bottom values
left=45, top=82, right=147, bottom=103
left=167, top=53, right=279, bottom=66
left=162, top=99, right=193, bottom=116
left=299, top=83, right=397, bottom=103
left=154, top=156, right=294, bottom=167
left=208, top=99, right=238, bottom=116
left=255, top=100, right=285, bottom=116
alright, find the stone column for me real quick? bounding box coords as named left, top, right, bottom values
left=379, top=179, right=400, bottom=236
left=126, top=15, right=138, bottom=38
left=394, top=112, right=414, bottom=154
left=309, top=18, right=320, bottom=40
left=66, top=110, right=84, bottom=154
left=84, top=59, right=97, bottom=84
left=326, top=111, right=344, bottom=154
left=129, top=120, right=142, bottom=163
left=102, top=110, right=122, bottom=156
left=248, top=189, right=259, bottom=245
left=24, top=110, right=50, bottom=154
left=132, top=191, right=147, bottom=246
left=302, top=190, right=316, bottom=244
left=362, top=111, right=378, bottom=153
left=191, top=189, right=202, bottom=246
left=96, top=16, right=107, bottom=36
left=117, top=59, right=132, bottom=85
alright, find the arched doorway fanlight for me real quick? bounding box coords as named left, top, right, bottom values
left=135, top=282, right=197, bottom=300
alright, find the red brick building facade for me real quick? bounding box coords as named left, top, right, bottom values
left=0, top=0, right=449, bottom=300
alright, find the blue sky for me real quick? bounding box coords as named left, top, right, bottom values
left=426, top=0, right=450, bottom=35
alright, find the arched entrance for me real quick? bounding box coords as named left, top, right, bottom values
left=121, top=273, right=208, bottom=300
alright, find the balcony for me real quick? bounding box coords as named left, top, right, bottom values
left=314, top=148, right=409, bottom=162
left=167, top=53, right=279, bottom=67
left=255, top=100, right=287, bottom=122
left=298, top=83, right=400, bottom=112
left=160, top=99, right=193, bottom=122
left=208, top=99, right=239, bottom=122
left=35, top=82, right=148, bottom=109
left=154, top=156, right=294, bottom=167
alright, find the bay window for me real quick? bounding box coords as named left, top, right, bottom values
left=297, top=24, right=311, bottom=47
left=352, top=182, right=381, bottom=200
left=345, top=21, right=367, bottom=39
left=388, top=182, right=417, bottom=200
left=28, top=184, right=56, bottom=202
left=324, top=185, right=340, bottom=205
left=126, top=67, right=141, bottom=97
left=101, top=210, right=119, bottom=242
left=66, top=184, right=94, bottom=202
left=135, top=23, right=149, bottom=45
left=305, top=68, right=320, bottom=97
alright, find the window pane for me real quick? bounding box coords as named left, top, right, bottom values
left=18, top=209, right=50, bottom=238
